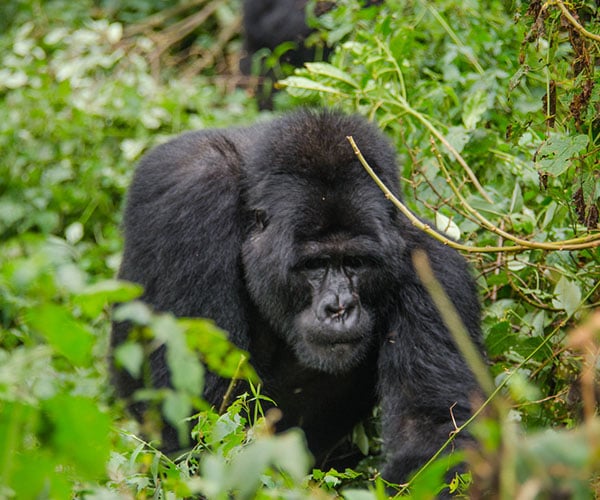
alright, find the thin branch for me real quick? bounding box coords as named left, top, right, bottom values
left=181, top=15, right=241, bottom=78
left=218, top=354, right=247, bottom=414
left=430, top=138, right=600, bottom=250
left=553, top=0, right=600, bottom=42
left=396, top=280, right=599, bottom=496
left=413, top=250, right=497, bottom=396
left=346, top=136, right=600, bottom=253
left=150, top=0, right=227, bottom=66
left=379, top=96, right=494, bottom=203
left=124, top=0, right=209, bottom=37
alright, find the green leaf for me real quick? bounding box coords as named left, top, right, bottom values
left=226, top=430, right=311, bottom=497
left=304, top=62, right=358, bottom=87
left=74, top=279, right=143, bottom=317
left=113, top=301, right=153, bottom=325
left=536, top=134, right=589, bottom=176
left=163, top=391, right=192, bottom=447
left=27, top=304, right=94, bottom=366
left=278, top=76, right=344, bottom=95
left=462, top=89, right=488, bottom=129
left=552, top=275, right=581, bottom=316
left=114, top=341, right=144, bottom=378
left=43, top=395, right=111, bottom=479
left=352, top=421, right=370, bottom=455
left=181, top=318, right=259, bottom=383
left=435, top=212, right=461, bottom=240
left=343, top=490, right=377, bottom=500
left=444, top=126, right=470, bottom=154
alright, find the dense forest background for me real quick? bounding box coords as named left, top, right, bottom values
left=1, top=0, right=599, bottom=498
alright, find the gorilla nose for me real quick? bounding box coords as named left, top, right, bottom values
left=319, top=293, right=359, bottom=323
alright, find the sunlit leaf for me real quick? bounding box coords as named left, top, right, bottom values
left=114, top=341, right=144, bottom=378
left=27, top=304, right=94, bottom=366
left=536, top=134, right=589, bottom=176
left=552, top=275, right=581, bottom=316
left=43, top=395, right=111, bottom=478
left=74, top=279, right=143, bottom=317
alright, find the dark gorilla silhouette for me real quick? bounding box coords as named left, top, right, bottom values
left=240, top=0, right=382, bottom=109
left=111, top=109, right=483, bottom=491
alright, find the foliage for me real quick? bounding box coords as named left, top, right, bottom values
left=0, top=0, right=599, bottom=498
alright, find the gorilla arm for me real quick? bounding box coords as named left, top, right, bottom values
left=111, top=127, right=257, bottom=443
left=377, top=228, right=483, bottom=490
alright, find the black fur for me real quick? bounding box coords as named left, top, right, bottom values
left=111, top=109, right=483, bottom=490
left=240, top=1, right=382, bottom=109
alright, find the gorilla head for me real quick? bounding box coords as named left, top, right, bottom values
left=112, top=108, right=483, bottom=490
left=241, top=111, right=404, bottom=373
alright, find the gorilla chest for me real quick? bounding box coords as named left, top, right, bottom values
left=250, top=333, right=377, bottom=438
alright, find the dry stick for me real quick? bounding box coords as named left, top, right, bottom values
left=346, top=136, right=600, bottom=253
left=394, top=252, right=508, bottom=496
left=346, top=135, right=522, bottom=252
left=554, top=0, right=600, bottom=42
left=150, top=0, right=226, bottom=67
left=124, top=0, right=209, bottom=37
left=397, top=275, right=600, bottom=496
left=181, top=15, right=241, bottom=78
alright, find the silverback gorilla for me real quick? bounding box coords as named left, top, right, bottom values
left=111, top=109, right=483, bottom=489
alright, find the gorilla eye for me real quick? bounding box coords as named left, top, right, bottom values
left=300, top=257, right=329, bottom=271
left=255, top=209, right=269, bottom=230
left=344, top=256, right=367, bottom=269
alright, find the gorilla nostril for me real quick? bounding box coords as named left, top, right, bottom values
left=323, top=302, right=343, bottom=319
left=324, top=297, right=357, bottom=322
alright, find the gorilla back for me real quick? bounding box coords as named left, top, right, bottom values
left=111, top=109, right=483, bottom=488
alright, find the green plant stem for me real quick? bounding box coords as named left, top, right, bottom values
left=553, top=0, right=600, bottom=42
left=429, top=139, right=600, bottom=250
left=419, top=0, right=485, bottom=74
left=378, top=96, right=494, bottom=203
left=219, top=354, right=247, bottom=414
left=347, top=136, right=600, bottom=252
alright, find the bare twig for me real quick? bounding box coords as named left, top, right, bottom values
left=553, top=0, right=600, bottom=42
left=181, top=15, right=241, bottom=78
left=429, top=138, right=600, bottom=250
left=382, top=96, right=494, bottom=203
left=124, top=0, right=209, bottom=37
left=413, top=250, right=496, bottom=396
left=346, top=136, right=600, bottom=253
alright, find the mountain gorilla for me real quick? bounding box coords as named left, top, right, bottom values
left=111, top=109, right=483, bottom=489
left=241, top=0, right=382, bottom=109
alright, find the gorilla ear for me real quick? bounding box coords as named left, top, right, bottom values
left=255, top=209, right=269, bottom=231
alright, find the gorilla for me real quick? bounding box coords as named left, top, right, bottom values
left=240, top=0, right=381, bottom=109
left=111, top=109, right=483, bottom=490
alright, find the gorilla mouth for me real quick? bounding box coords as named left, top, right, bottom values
left=305, top=329, right=365, bottom=346
left=297, top=331, right=371, bottom=374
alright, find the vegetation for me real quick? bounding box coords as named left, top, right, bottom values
left=0, top=0, right=599, bottom=497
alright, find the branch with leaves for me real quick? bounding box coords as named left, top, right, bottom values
left=346, top=136, right=600, bottom=254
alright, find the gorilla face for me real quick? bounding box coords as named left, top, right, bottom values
left=289, top=247, right=376, bottom=372
left=243, top=221, right=384, bottom=373
left=242, top=151, right=400, bottom=373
